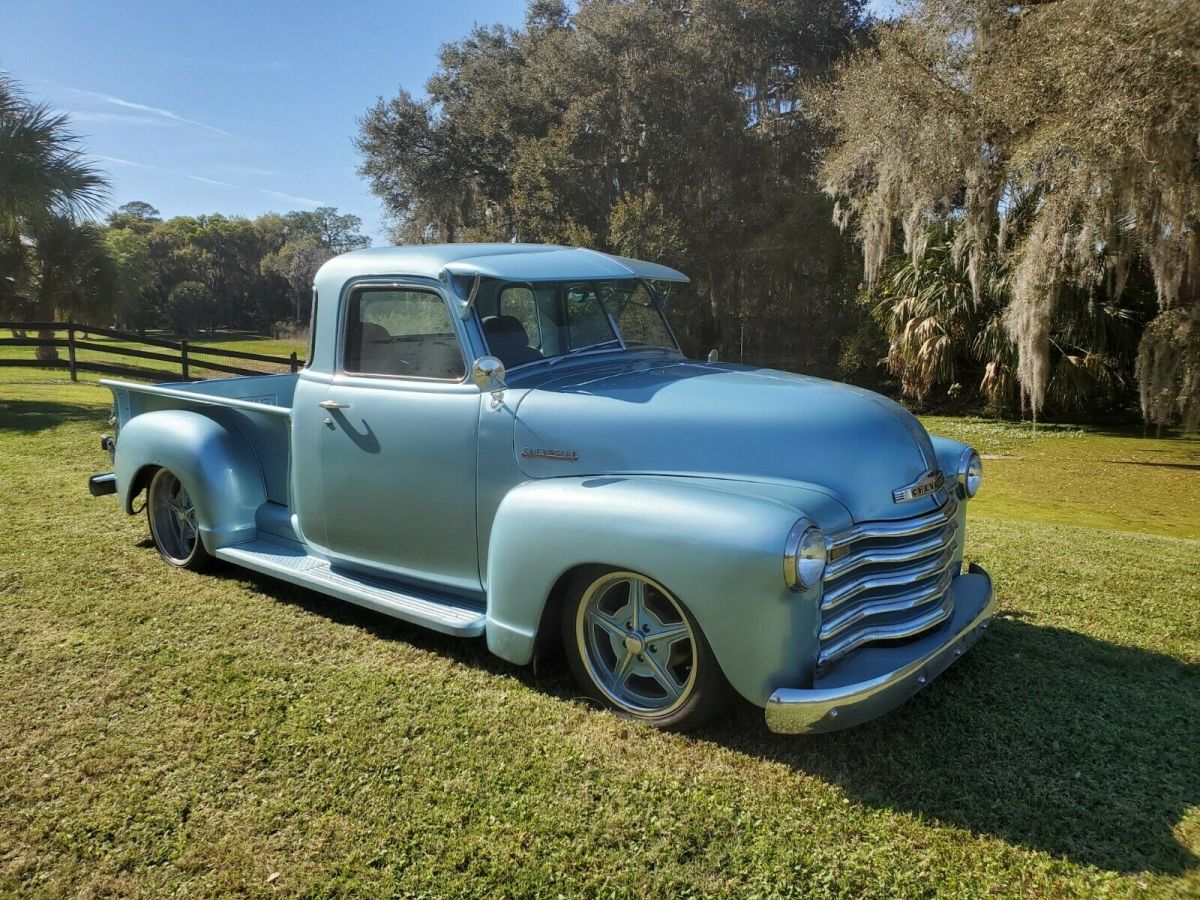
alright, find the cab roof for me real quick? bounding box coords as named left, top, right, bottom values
left=315, top=243, right=689, bottom=285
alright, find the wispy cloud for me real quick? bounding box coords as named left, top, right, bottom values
left=94, top=155, right=161, bottom=170
left=63, top=86, right=235, bottom=138
left=97, top=154, right=234, bottom=186
left=94, top=156, right=323, bottom=209
left=186, top=174, right=240, bottom=188
left=260, top=189, right=325, bottom=207
left=68, top=111, right=181, bottom=127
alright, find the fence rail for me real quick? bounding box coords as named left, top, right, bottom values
left=0, top=322, right=302, bottom=383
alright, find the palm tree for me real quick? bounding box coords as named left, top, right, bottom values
left=29, top=216, right=118, bottom=334
left=0, top=74, right=109, bottom=317
left=874, top=223, right=1144, bottom=420
left=0, top=75, right=108, bottom=227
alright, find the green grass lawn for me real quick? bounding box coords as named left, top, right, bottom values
left=0, top=374, right=1197, bottom=897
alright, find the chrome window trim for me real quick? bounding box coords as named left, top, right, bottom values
left=479, top=278, right=681, bottom=369
left=305, top=287, right=317, bottom=369
left=336, top=279, right=470, bottom=385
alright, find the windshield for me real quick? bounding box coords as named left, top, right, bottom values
left=477, top=278, right=678, bottom=369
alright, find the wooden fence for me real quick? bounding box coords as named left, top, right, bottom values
left=0, top=322, right=302, bottom=382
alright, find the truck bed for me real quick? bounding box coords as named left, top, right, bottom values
left=104, top=373, right=297, bottom=508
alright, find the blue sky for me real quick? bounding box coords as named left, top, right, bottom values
left=1, top=0, right=529, bottom=241
left=2, top=0, right=895, bottom=243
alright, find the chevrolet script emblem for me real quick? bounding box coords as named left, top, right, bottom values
left=892, top=470, right=945, bottom=503
left=521, top=448, right=578, bottom=462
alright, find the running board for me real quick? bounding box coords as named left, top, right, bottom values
left=214, top=538, right=486, bottom=637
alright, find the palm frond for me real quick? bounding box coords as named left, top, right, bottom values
left=0, top=74, right=111, bottom=230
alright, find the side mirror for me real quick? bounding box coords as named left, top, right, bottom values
left=471, top=355, right=507, bottom=393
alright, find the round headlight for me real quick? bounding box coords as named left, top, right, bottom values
left=958, top=448, right=983, bottom=498
left=785, top=519, right=827, bottom=591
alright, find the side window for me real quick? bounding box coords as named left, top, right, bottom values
left=498, top=286, right=542, bottom=350
left=343, top=287, right=465, bottom=380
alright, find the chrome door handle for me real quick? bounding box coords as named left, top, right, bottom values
left=318, top=400, right=350, bottom=410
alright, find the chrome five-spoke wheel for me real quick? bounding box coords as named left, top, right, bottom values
left=563, top=569, right=732, bottom=730
left=147, top=468, right=210, bottom=570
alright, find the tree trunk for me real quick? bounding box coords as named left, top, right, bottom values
left=34, top=328, right=58, bottom=362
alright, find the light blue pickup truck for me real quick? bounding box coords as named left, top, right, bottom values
left=90, top=243, right=993, bottom=733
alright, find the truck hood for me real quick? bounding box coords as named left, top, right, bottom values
left=511, top=359, right=944, bottom=523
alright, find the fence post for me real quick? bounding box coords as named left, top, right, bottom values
left=180, top=339, right=189, bottom=381
left=290, top=351, right=298, bottom=373
left=67, top=324, right=78, bottom=382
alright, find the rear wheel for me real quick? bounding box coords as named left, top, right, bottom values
left=562, top=569, right=731, bottom=730
left=146, top=468, right=211, bottom=571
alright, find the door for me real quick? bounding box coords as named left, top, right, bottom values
left=314, top=284, right=482, bottom=592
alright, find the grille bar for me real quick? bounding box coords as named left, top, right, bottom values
left=827, top=499, right=957, bottom=550
left=818, top=592, right=956, bottom=667
left=824, top=519, right=958, bottom=581
left=822, top=540, right=958, bottom=612
left=821, top=566, right=956, bottom=643
left=818, top=495, right=960, bottom=670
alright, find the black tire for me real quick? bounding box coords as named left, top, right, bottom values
left=561, top=567, right=733, bottom=731
left=145, top=467, right=212, bottom=571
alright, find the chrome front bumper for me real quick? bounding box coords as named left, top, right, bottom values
left=765, top=563, right=994, bottom=734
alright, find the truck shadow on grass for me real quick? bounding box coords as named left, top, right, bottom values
left=705, top=614, right=1200, bottom=877
left=231, top=568, right=1196, bottom=878
left=0, top=398, right=106, bottom=434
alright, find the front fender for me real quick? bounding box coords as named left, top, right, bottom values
left=484, top=475, right=852, bottom=707
left=114, top=409, right=266, bottom=552
left=930, top=434, right=971, bottom=489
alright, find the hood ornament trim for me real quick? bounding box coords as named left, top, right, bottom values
left=892, top=470, right=945, bottom=503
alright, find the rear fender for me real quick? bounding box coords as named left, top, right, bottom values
left=485, top=475, right=850, bottom=707
left=115, top=409, right=266, bottom=551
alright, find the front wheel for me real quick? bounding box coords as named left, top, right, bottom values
left=146, top=467, right=212, bottom=571
left=562, top=568, right=732, bottom=730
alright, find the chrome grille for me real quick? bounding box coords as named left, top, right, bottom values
left=818, top=497, right=959, bottom=669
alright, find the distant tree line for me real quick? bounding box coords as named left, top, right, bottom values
left=357, top=0, right=1199, bottom=428
left=101, top=201, right=368, bottom=337
left=0, top=73, right=369, bottom=343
